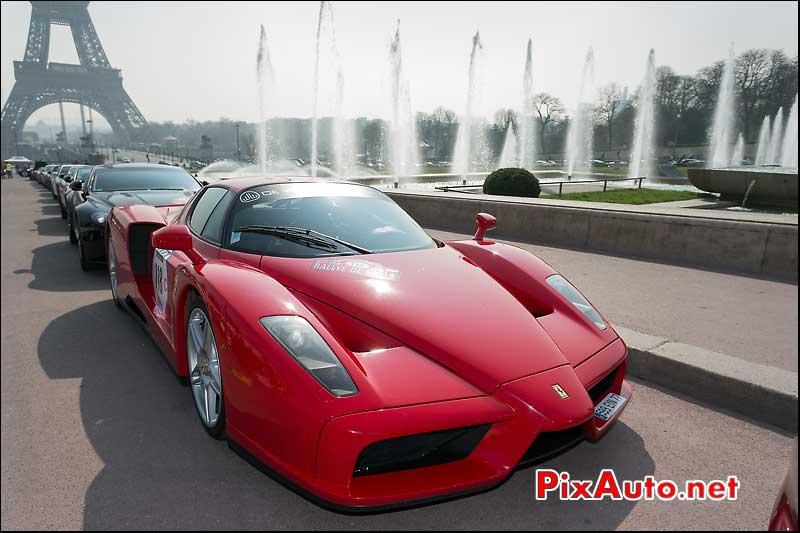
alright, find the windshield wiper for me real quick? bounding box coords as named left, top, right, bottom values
left=237, top=226, right=339, bottom=252
left=236, top=225, right=371, bottom=254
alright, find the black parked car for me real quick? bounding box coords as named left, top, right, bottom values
left=69, top=164, right=202, bottom=270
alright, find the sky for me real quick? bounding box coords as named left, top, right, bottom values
left=1, top=0, right=798, bottom=129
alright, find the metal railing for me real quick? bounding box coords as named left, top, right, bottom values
left=549, top=176, right=646, bottom=195
left=435, top=176, right=646, bottom=194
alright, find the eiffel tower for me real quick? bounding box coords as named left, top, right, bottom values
left=1, top=1, right=146, bottom=155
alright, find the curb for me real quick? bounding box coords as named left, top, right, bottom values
left=616, top=326, right=798, bottom=432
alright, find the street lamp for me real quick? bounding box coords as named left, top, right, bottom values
left=86, top=118, right=95, bottom=155
left=235, top=123, right=241, bottom=161
left=674, top=113, right=681, bottom=147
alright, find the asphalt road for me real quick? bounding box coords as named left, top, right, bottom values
left=1, top=176, right=794, bottom=530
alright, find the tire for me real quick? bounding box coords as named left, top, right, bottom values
left=78, top=227, right=91, bottom=271
left=186, top=293, right=226, bottom=439
left=69, top=213, right=78, bottom=245
left=108, top=236, right=122, bottom=308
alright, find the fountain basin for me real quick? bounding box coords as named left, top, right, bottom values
left=688, top=167, right=798, bottom=208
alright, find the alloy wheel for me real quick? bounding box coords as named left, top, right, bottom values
left=186, top=308, right=223, bottom=428
left=108, top=237, right=118, bottom=303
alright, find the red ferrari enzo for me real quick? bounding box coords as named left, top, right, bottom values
left=106, top=176, right=632, bottom=511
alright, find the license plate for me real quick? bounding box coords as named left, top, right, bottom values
left=594, top=393, right=626, bottom=421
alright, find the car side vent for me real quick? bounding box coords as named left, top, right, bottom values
left=353, top=424, right=491, bottom=477
left=128, top=223, right=162, bottom=276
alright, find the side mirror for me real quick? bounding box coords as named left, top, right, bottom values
left=473, top=213, right=497, bottom=241
left=151, top=225, right=205, bottom=265
left=69, top=180, right=83, bottom=191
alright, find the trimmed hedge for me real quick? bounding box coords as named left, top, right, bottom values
left=482, top=167, right=541, bottom=198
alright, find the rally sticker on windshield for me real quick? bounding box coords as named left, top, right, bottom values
left=239, top=190, right=277, bottom=203
left=310, top=259, right=400, bottom=281
left=152, top=248, right=174, bottom=317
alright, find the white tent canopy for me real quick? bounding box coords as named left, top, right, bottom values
left=4, top=156, right=33, bottom=165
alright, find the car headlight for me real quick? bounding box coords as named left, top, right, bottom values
left=260, top=315, right=358, bottom=397
left=92, top=213, right=106, bottom=225
left=546, top=274, right=607, bottom=330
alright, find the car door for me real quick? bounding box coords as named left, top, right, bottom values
left=154, top=187, right=233, bottom=348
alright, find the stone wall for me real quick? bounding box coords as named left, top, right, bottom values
left=388, top=190, right=798, bottom=280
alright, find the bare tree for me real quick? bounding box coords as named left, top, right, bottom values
left=594, top=83, right=624, bottom=149
left=754, top=51, right=798, bottom=134
left=655, top=66, right=694, bottom=145
left=694, top=61, right=724, bottom=112
left=672, top=76, right=696, bottom=145
left=533, top=93, right=565, bottom=152
left=493, top=108, right=518, bottom=133
left=735, top=49, right=771, bottom=141
left=432, top=106, right=457, bottom=126
left=430, top=106, right=458, bottom=160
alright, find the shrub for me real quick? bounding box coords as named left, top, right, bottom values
left=482, top=167, right=541, bottom=198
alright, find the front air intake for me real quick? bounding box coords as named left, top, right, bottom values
left=353, top=424, right=491, bottom=477
left=517, top=426, right=585, bottom=467
left=587, top=364, right=621, bottom=402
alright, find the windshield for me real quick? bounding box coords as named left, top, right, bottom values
left=228, top=183, right=436, bottom=258
left=93, top=167, right=201, bottom=192
left=76, top=167, right=93, bottom=179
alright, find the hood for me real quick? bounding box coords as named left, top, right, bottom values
left=95, top=189, right=196, bottom=208
left=156, top=205, right=185, bottom=224
left=260, top=246, right=570, bottom=392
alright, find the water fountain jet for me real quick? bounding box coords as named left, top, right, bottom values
left=566, top=47, right=595, bottom=179
left=519, top=38, right=535, bottom=169
left=310, top=1, right=339, bottom=177
left=766, top=107, right=783, bottom=165
left=388, top=20, right=419, bottom=183
left=755, top=116, right=771, bottom=166
left=498, top=125, right=518, bottom=167
left=780, top=95, right=798, bottom=168
left=629, top=49, right=657, bottom=179
left=731, top=133, right=744, bottom=166
left=332, top=69, right=356, bottom=176
left=707, top=44, right=736, bottom=167
left=453, top=31, right=486, bottom=178
left=256, top=25, right=276, bottom=173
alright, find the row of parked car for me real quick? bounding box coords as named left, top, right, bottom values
left=29, top=162, right=202, bottom=270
